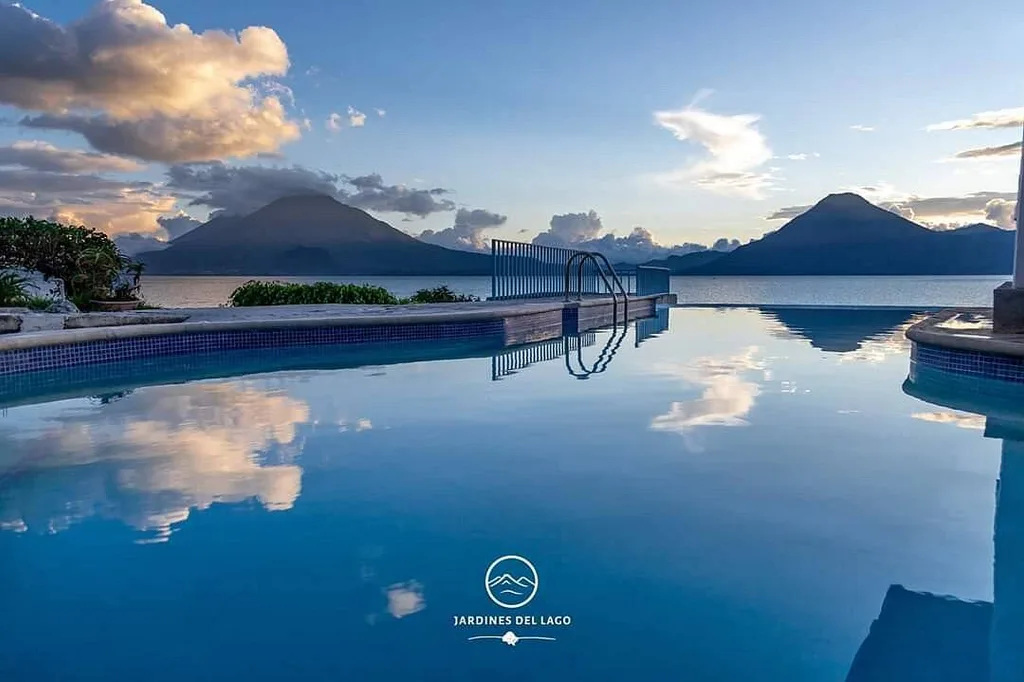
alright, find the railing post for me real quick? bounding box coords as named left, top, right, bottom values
left=491, top=239, right=497, bottom=299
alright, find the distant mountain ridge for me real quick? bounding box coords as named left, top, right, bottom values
left=139, top=194, right=492, bottom=275
left=137, top=191, right=1015, bottom=277
left=652, top=193, right=1015, bottom=276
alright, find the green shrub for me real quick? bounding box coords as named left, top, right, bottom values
left=229, top=281, right=402, bottom=307
left=0, top=216, right=143, bottom=308
left=24, top=296, right=56, bottom=311
left=407, top=285, right=480, bottom=303
left=0, top=271, right=29, bottom=306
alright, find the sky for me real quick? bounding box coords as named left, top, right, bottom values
left=0, top=0, right=1021, bottom=261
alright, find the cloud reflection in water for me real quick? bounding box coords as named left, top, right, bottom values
left=0, top=382, right=310, bottom=542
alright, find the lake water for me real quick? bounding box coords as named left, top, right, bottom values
left=141, top=274, right=1008, bottom=308
left=0, top=307, right=1014, bottom=680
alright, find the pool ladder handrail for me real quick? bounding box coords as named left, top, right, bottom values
left=563, top=251, right=630, bottom=323
left=564, top=322, right=629, bottom=379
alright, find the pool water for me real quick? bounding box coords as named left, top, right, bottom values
left=0, top=307, right=1013, bottom=681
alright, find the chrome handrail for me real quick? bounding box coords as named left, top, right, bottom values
left=586, top=251, right=629, bottom=320
left=563, top=251, right=629, bottom=324
left=563, top=323, right=629, bottom=379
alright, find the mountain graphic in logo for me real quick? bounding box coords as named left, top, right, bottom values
left=487, top=573, right=537, bottom=598
left=484, top=555, right=539, bottom=609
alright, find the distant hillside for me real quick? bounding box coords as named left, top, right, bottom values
left=640, top=250, right=726, bottom=272
left=139, top=194, right=492, bottom=275
left=658, top=193, right=1015, bottom=276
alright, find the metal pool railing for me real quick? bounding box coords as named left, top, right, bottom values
left=491, top=239, right=672, bottom=299
left=491, top=239, right=604, bottom=300
left=633, top=266, right=671, bottom=296
left=492, top=332, right=597, bottom=380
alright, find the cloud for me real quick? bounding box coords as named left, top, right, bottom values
left=912, top=411, right=985, bottom=430
left=417, top=208, right=508, bottom=251
left=766, top=189, right=1018, bottom=228
left=531, top=209, right=740, bottom=263
left=0, top=0, right=300, bottom=163
left=712, top=237, right=742, bottom=251
left=167, top=162, right=343, bottom=216
left=21, top=103, right=299, bottom=164
left=0, top=167, right=176, bottom=235
left=650, top=347, right=767, bottom=439
left=785, top=153, right=809, bottom=161
left=540, top=210, right=604, bottom=243
left=0, top=140, right=141, bottom=173
left=375, top=108, right=387, bottom=117
left=850, top=125, right=875, bottom=132
left=343, top=173, right=455, bottom=218
left=386, top=581, right=426, bottom=619
left=985, top=198, right=1017, bottom=228
left=952, top=141, right=1022, bottom=159
left=653, top=104, right=775, bottom=199
left=0, top=382, right=308, bottom=542
left=166, top=163, right=457, bottom=219
left=114, top=231, right=169, bottom=255
left=158, top=212, right=203, bottom=240
left=927, top=107, right=1024, bottom=131
left=326, top=112, right=345, bottom=132
left=348, top=106, right=366, bottom=127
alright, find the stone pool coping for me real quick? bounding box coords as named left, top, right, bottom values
left=906, top=308, right=1024, bottom=358
left=0, top=296, right=666, bottom=353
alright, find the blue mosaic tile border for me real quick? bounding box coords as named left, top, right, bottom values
left=911, top=341, right=1024, bottom=384
left=0, top=320, right=505, bottom=377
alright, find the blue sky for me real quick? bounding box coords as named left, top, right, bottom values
left=0, top=0, right=1021, bottom=257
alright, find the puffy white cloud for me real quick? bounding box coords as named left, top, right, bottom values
left=326, top=112, right=345, bottom=132
left=985, top=198, right=1017, bottom=228
left=850, top=124, right=875, bottom=132
left=927, top=107, right=1024, bottom=131
left=375, top=108, right=387, bottom=117
left=348, top=106, right=367, bottom=128
left=0, top=382, right=309, bottom=541
left=531, top=209, right=740, bottom=263
left=386, top=581, right=425, bottom=619
left=649, top=347, right=767, bottom=437
left=653, top=104, right=775, bottom=199
left=22, top=102, right=300, bottom=164
left=538, top=210, right=604, bottom=244
left=0, top=0, right=301, bottom=163
left=418, top=208, right=508, bottom=251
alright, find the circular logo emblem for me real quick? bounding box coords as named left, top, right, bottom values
left=485, top=555, right=539, bottom=609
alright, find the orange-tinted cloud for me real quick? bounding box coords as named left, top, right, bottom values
left=0, top=0, right=301, bottom=163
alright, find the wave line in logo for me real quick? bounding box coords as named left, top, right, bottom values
left=468, top=631, right=556, bottom=647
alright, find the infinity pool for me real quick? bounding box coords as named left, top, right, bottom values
left=0, top=307, right=1012, bottom=681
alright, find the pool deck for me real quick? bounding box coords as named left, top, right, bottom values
left=906, top=308, right=1024, bottom=358
left=0, top=294, right=672, bottom=352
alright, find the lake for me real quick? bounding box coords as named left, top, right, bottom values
left=140, top=274, right=1009, bottom=309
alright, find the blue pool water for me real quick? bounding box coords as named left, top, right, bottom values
left=0, top=307, right=1017, bottom=681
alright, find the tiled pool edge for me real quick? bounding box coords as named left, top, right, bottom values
left=907, top=309, right=1024, bottom=385
left=0, top=296, right=663, bottom=377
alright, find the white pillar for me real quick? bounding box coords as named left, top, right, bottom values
left=1014, top=121, right=1024, bottom=288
